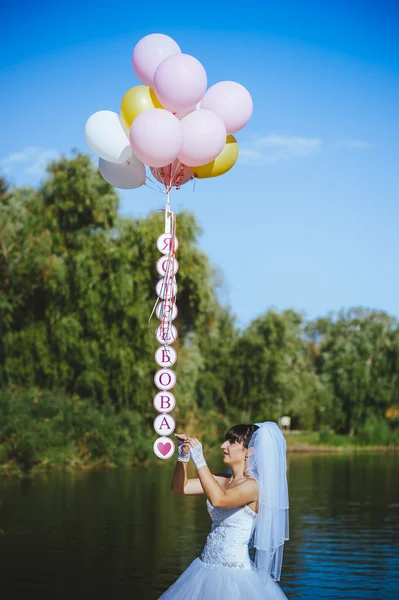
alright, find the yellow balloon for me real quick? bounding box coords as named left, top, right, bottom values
left=193, top=135, right=239, bottom=179
left=120, top=85, right=163, bottom=129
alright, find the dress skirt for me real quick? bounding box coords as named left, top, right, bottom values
left=158, top=557, right=288, bottom=599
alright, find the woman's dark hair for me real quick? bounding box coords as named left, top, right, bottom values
left=225, top=424, right=259, bottom=449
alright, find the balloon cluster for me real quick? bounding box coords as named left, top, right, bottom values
left=85, top=33, right=253, bottom=191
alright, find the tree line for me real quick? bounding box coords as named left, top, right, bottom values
left=1, top=154, right=398, bottom=445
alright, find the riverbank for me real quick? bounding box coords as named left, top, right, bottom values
left=284, top=432, right=399, bottom=453
left=1, top=430, right=398, bottom=479
left=1, top=388, right=398, bottom=477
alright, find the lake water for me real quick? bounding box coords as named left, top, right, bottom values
left=0, top=453, right=398, bottom=599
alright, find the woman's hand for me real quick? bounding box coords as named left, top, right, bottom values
left=185, top=437, right=207, bottom=470
left=184, top=436, right=201, bottom=448
left=175, top=434, right=201, bottom=454
left=175, top=434, right=205, bottom=467
left=175, top=433, right=190, bottom=461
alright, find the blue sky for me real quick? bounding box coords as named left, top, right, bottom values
left=2, top=1, right=398, bottom=327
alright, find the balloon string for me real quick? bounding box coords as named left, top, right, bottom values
left=148, top=202, right=177, bottom=340
left=147, top=174, right=161, bottom=186
left=159, top=210, right=177, bottom=342
left=165, top=191, right=171, bottom=226
left=159, top=161, right=186, bottom=194
left=148, top=296, right=160, bottom=336
left=145, top=174, right=164, bottom=190
left=145, top=179, right=164, bottom=193
left=171, top=161, right=180, bottom=189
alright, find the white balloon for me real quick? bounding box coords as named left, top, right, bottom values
left=99, top=156, right=146, bottom=189
left=85, top=111, right=132, bottom=164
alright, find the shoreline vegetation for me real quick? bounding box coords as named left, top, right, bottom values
left=1, top=156, right=399, bottom=478
left=284, top=433, right=399, bottom=454
left=0, top=387, right=398, bottom=478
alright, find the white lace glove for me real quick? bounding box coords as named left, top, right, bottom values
left=177, top=439, right=190, bottom=463
left=190, top=443, right=207, bottom=469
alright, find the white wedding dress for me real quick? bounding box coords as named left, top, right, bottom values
left=158, top=499, right=288, bottom=599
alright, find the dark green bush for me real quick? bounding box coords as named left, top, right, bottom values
left=357, top=416, right=399, bottom=446
left=0, top=387, right=153, bottom=473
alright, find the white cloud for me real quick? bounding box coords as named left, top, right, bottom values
left=239, top=135, right=373, bottom=166
left=330, top=139, right=374, bottom=150
left=240, top=135, right=322, bottom=165
left=0, top=146, right=60, bottom=181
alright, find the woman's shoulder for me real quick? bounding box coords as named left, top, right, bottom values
left=213, top=472, right=230, bottom=486
left=213, top=472, right=257, bottom=483
left=213, top=473, right=258, bottom=491
left=245, top=474, right=258, bottom=485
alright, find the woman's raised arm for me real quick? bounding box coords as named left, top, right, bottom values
left=170, top=433, right=204, bottom=495
left=170, top=460, right=205, bottom=495
left=171, top=461, right=230, bottom=495
left=171, top=434, right=227, bottom=495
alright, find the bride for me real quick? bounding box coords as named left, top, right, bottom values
left=158, top=422, right=289, bottom=599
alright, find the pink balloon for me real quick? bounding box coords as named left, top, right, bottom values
left=176, top=105, right=197, bottom=119
left=154, top=54, right=207, bottom=113
left=130, top=109, right=183, bottom=168
left=201, top=81, right=253, bottom=135
left=132, top=34, right=181, bottom=87
left=178, top=109, right=226, bottom=167
left=150, top=159, right=193, bottom=189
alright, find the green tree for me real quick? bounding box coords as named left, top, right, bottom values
left=0, top=154, right=220, bottom=411
left=195, top=307, right=237, bottom=411
left=1, top=156, right=398, bottom=444
left=307, top=308, right=399, bottom=433
left=225, top=310, right=325, bottom=428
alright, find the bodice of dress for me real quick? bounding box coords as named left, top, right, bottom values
left=200, top=499, right=257, bottom=570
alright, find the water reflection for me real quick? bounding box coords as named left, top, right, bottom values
left=0, top=454, right=398, bottom=599
left=284, top=453, right=399, bottom=599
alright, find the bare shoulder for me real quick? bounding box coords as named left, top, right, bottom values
left=245, top=475, right=258, bottom=486
left=241, top=477, right=258, bottom=490
left=233, top=476, right=258, bottom=497
left=213, top=473, right=257, bottom=489
left=212, top=475, right=258, bottom=509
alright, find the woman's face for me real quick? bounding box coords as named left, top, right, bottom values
left=220, top=438, right=246, bottom=465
